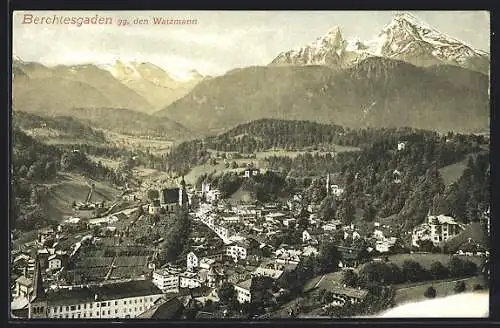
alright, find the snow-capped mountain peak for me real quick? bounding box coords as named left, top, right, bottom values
left=270, top=12, right=489, bottom=75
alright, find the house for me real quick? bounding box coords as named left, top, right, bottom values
left=148, top=199, right=161, bottom=215
left=302, top=246, right=319, bottom=257
left=28, top=265, right=164, bottom=319
left=186, top=252, right=199, bottom=271
left=393, top=170, right=402, bottom=184
left=336, top=246, right=363, bottom=268
left=136, top=296, right=183, bottom=319
left=330, top=185, right=344, bottom=197
left=252, top=267, right=284, bottom=280
left=373, top=229, right=385, bottom=240
left=152, top=267, right=181, bottom=293
left=47, top=254, right=63, bottom=271
left=226, top=243, right=247, bottom=261
left=233, top=279, right=252, bottom=304
left=199, top=258, right=216, bottom=270
left=375, top=240, right=391, bottom=253
left=179, top=272, right=201, bottom=289
left=244, top=167, right=260, bottom=178
left=326, top=285, right=368, bottom=307
left=14, top=276, right=32, bottom=298
left=283, top=218, right=296, bottom=228
left=302, top=230, right=312, bottom=243
left=322, top=220, right=343, bottom=231
left=412, top=215, right=465, bottom=247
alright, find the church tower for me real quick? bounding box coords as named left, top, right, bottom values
left=326, top=173, right=330, bottom=195
left=28, top=258, right=47, bottom=319
left=179, top=176, right=189, bottom=208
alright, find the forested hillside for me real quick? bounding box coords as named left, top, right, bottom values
left=11, top=128, right=125, bottom=231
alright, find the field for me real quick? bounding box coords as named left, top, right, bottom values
left=439, top=151, right=488, bottom=185
left=385, top=253, right=485, bottom=270
left=393, top=275, right=485, bottom=305
left=184, top=160, right=268, bottom=185
left=88, top=156, right=121, bottom=170
left=255, top=145, right=361, bottom=159
left=103, top=130, right=174, bottom=155
left=39, top=173, right=120, bottom=222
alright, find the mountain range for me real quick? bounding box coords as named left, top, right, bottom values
left=12, top=12, right=490, bottom=138
left=12, top=58, right=204, bottom=114
left=271, top=13, right=490, bottom=75
left=155, top=57, right=489, bottom=134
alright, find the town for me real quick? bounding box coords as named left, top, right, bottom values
left=10, top=159, right=490, bottom=319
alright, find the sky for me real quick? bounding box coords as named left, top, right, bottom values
left=12, top=10, right=490, bottom=79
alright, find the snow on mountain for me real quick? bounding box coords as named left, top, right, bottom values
left=99, top=60, right=203, bottom=85
left=97, top=59, right=204, bottom=110
left=271, top=12, right=489, bottom=74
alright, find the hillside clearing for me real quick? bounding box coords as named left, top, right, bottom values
left=39, top=173, right=120, bottom=222
left=439, top=151, right=488, bottom=185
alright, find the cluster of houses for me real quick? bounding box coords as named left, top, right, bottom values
left=12, top=167, right=489, bottom=319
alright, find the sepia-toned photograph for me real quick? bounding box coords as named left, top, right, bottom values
left=10, top=10, right=490, bottom=320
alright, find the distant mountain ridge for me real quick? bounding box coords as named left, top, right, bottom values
left=156, top=57, right=489, bottom=135
left=271, top=13, right=489, bottom=75
left=12, top=58, right=204, bottom=114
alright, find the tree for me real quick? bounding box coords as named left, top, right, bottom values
left=454, top=281, right=466, bottom=293
left=363, top=204, right=377, bottom=222
left=317, top=241, right=341, bottom=274
left=219, top=282, right=237, bottom=306
left=429, top=261, right=450, bottom=280
left=424, top=286, right=436, bottom=298
left=147, top=189, right=159, bottom=201
left=342, top=269, right=359, bottom=288
left=473, top=284, right=484, bottom=291
left=318, top=196, right=337, bottom=220
left=401, top=260, right=428, bottom=283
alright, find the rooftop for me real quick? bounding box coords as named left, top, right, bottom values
left=45, top=280, right=163, bottom=305
left=137, top=296, right=183, bottom=319
left=330, top=285, right=369, bottom=299
left=235, top=278, right=253, bottom=291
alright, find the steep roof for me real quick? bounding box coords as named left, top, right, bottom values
left=137, top=297, right=183, bottom=319
left=160, top=188, right=179, bottom=204
left=235, top=278, right=253, bottom=291
left=30, top=258, right=46, bottom=302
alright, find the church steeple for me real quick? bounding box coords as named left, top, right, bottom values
left=28, top=257, right=48, bottom=319
left=31, top=257, right=45, bottom=302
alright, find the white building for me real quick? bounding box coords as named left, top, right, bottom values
left=322, top=220, right=343, bottom=231
left=330, top=185, right=344, bottom=197
left=233, top=279, right=252, bottom=304
left=179, top=272, right=201, bottom=289
left=152, top=267, right=181, bottom=293
left=244, top=168, right=260, bottom=178
left=199, top=258, right=216, bottom=270
left=226, top=244, right=247, bottom=261
left=412, top=215, right=465, bottom=247
left=186, top=252, right=199, bottom=271
left=302, top=230, right=312, bottom=243
left=47, top=254, right=62, bottom=271
left=252, top=267, right=283, bottom=280
left=397, top=142, right=406, bottom=151
left=30, top=280, right=164, bottom=319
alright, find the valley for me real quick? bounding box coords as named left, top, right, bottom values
left=11, top=11, right=490, bottom=321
